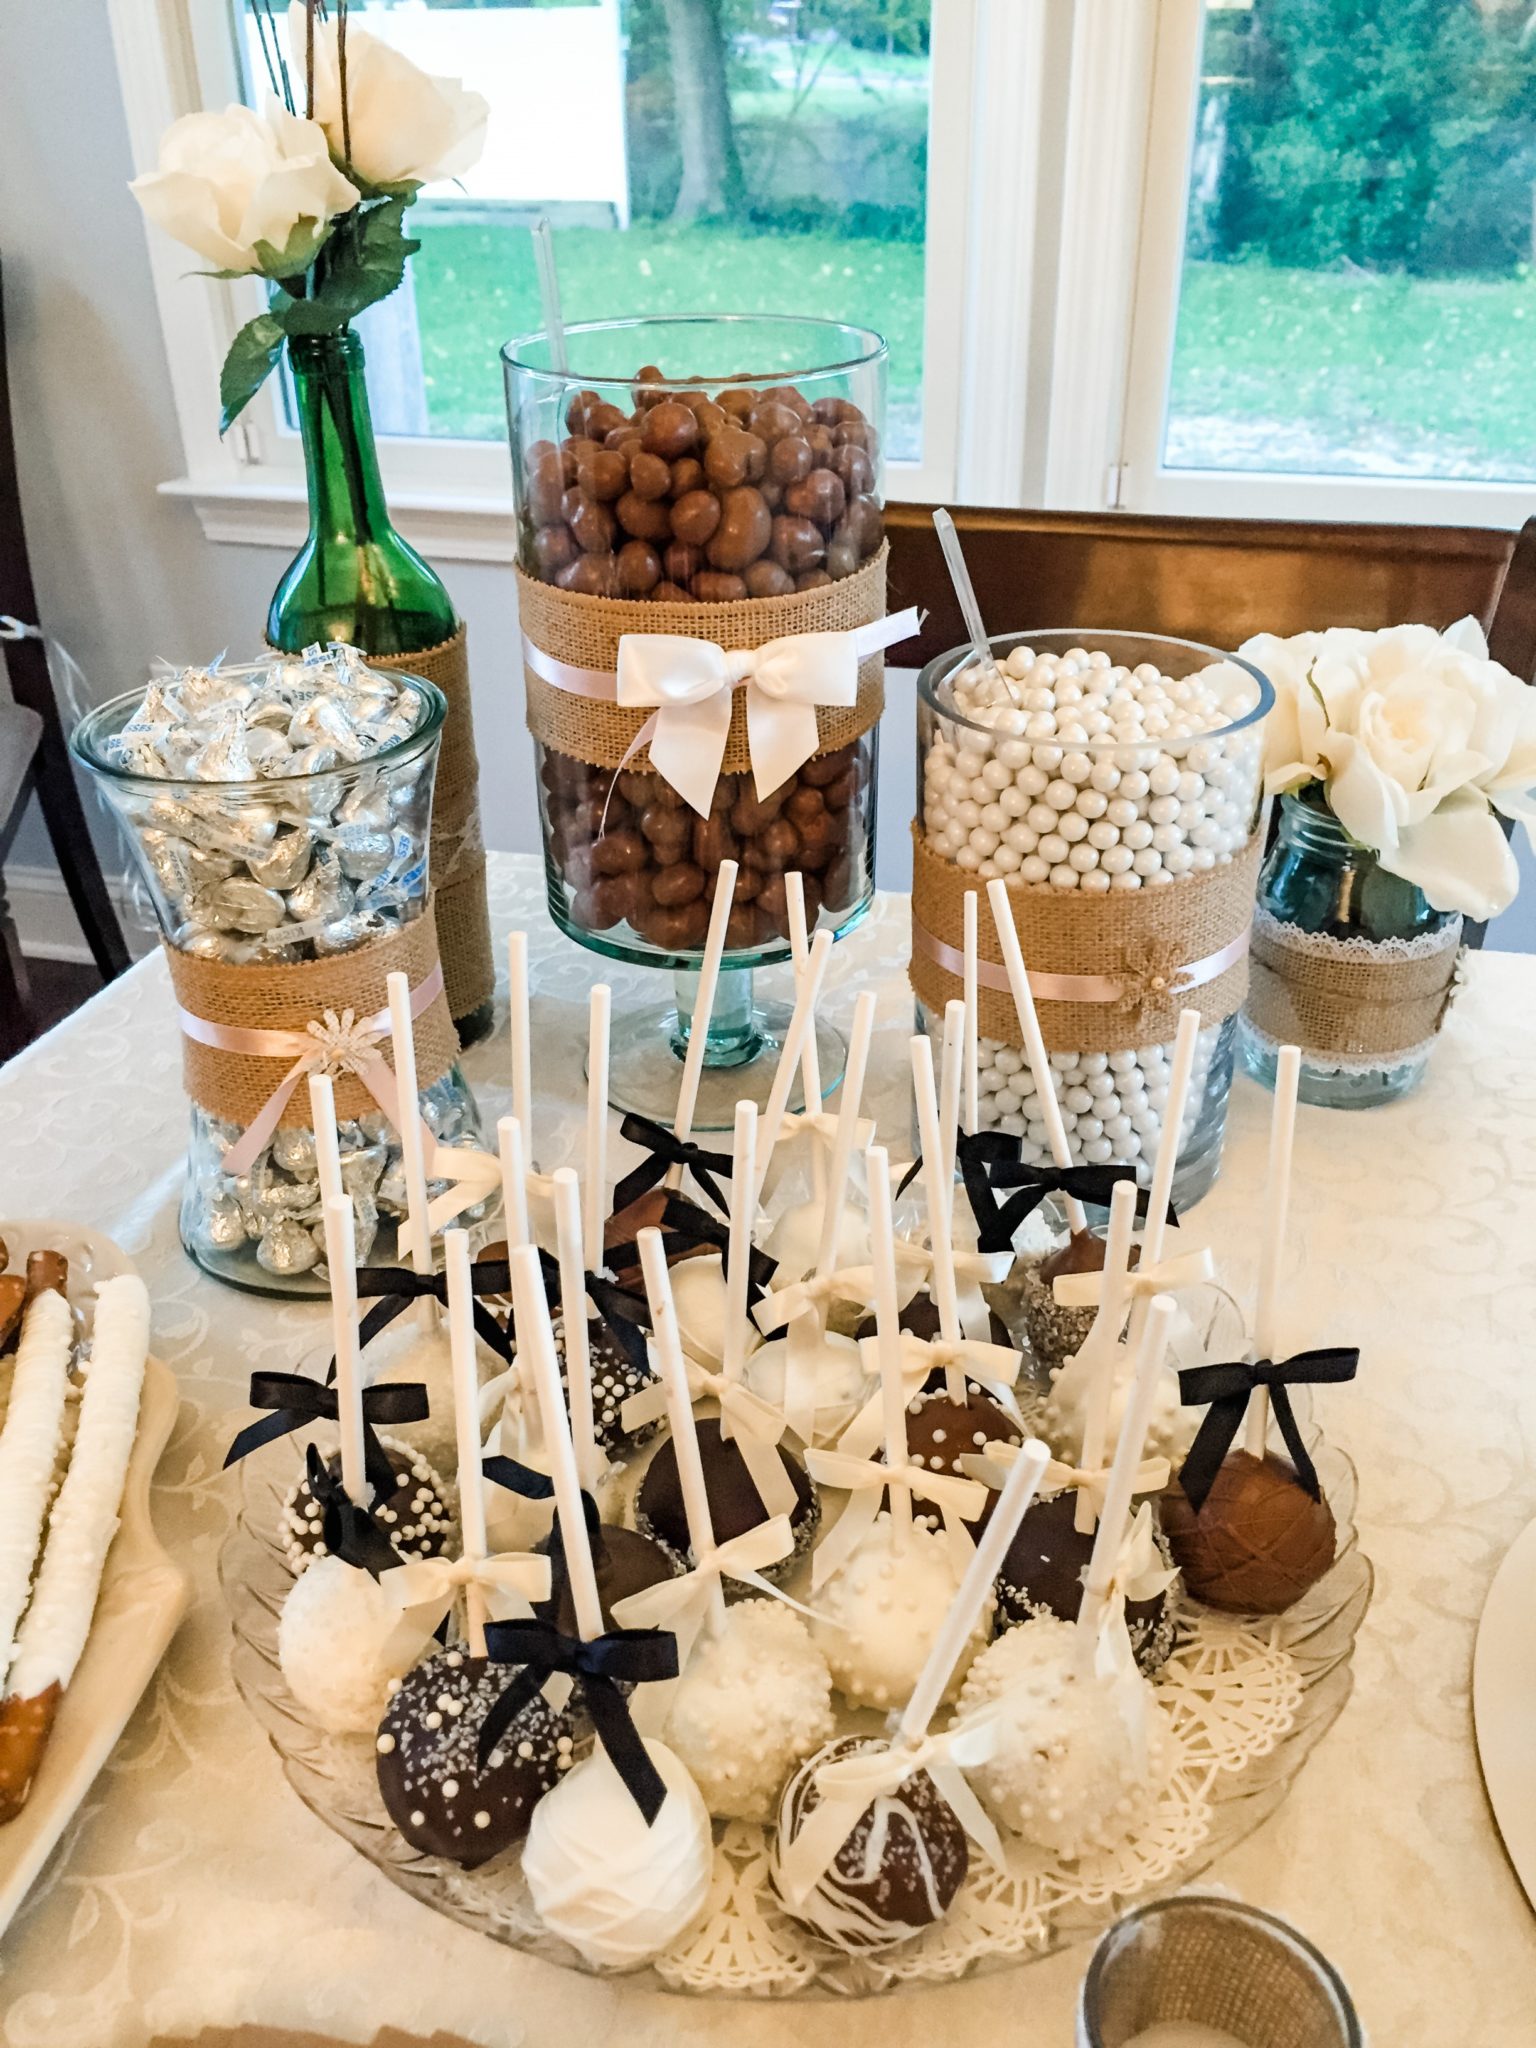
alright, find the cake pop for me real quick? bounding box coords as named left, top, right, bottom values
left=506, top=1241, right=710, bottom=1970
left=539, top=1518, right=677, bottom=1635
left=991, top=1484, right=1178, bottom=1675
left=1162, top=1047, right=1358, bottom=1615
left=741, top=1326, right=870, bottom=1448
left=615, top=1227, right=834, bottom=1823
left=281, top=1435, right=451, bottom=1572
left=636, top=1416, right=819, bottom=1586
left=775, top=1434, right=1052, bottom=1952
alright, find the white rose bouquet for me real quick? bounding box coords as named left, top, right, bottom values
left=1241, top=618, right=1536, bottom=921
left=130, top=1, right=487, bottom=431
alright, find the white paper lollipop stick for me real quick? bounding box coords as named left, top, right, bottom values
left=584, top=983, right=611, bottom=1271
left=318, top=1195, right=367, bottom=1503
left=1079, top=1293, right=1176, bottom=1655
left=496, top=1115, right=532, bottom=1251
left=510, top=1243, right=605, bottom=1643
left=1074, top=1176, right=1140, bottom=1536
left=639, top=1228, right=729, bottom=1641
left=910, top=1034, right=964, bottom=1394
left=387, top=969, right=435, bottom=1332
left=984, top=878, right=1087, bottom=1236
left=307, top=1072, right=345, bottom=1216
left=897, top=1435, right=1050, bottom=1746
left=509, top=932, right=535, bottom=1170
left=666, top=858, right=739, bottom=1188
left=1246, top=1043, right=1301, bottom=1462
left=722, top=1101, right=758, bottom=1407
left=1125, top=1006, right=1201, bottom=1351
left=753, top=926, right=833, bottom=1211
left=785, top=872, right=826, bottom=1200
left=445, top=1229, right=491, bottom=1656
left=551, top=1167, right=601, bottom=1495
left=866, top=1144, right=913, bottom=1547
left=938, top=998, right=965, bottom=1210
left=814, top=989, right=877, bottom=1278
left=962, top=890, right=980, bottom=1137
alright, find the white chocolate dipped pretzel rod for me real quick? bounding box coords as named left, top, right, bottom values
left=0, top=1287, right=75, bottom=1701
left=0, top=1274, right=150, bottom=1821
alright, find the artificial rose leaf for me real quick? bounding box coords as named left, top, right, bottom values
left=218, top=311, right=286, bottom=433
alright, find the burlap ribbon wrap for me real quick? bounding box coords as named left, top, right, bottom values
left=909, top=825, right=1264, bottom=1051
left=165, top=908, right=456, bottom=1131
left=371, top=626, right=494, bottom=1027
left=1245, top=904, right=1463, bottom=1058
left=516, top=545, right=889, bottom=778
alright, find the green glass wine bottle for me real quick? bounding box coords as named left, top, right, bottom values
left=269, top=329, right=494, bottom=1045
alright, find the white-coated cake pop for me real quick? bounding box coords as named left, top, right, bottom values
left=663, top=1599, right=834, bottom=1822
left=667, top=1254, right=744, bottom=1372
left=277, top=1556, right=420, bottom=1735
left=767, top=1201, right=870, bottom=1289
left=361, top=1320, right=460, bottom=1471
left=810, top=1512, right=991, bottom=1711
left=521, top=1737, right=713, bottom=1969
left=741, top=1328, right=871, bottom=1447
left=1045, top=1357, right=1202, bottom=1469
left=956, top=1616, right=1162, bottom=1859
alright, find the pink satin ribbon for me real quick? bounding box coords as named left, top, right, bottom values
left=911, top=920, right=1251, bottom=1006
left=181, top=964, right=444, bottom=1181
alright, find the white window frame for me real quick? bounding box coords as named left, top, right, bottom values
left=1107, top=0, right=1536, bottom=530
left=109, top=0, right=1053, bottom=562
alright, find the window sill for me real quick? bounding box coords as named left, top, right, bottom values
left=159, top=475, right=520, bottom=565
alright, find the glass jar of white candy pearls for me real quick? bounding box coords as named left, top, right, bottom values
left=912, top=632, right=1272, bottom=1208
left=74, top=653, right=490, bottom=1296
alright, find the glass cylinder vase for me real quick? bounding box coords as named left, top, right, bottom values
left=72, top=664, right=489, bottom=1297
left=1240, top=789, right=1462, bottom=1108
left=504, top=314, right=889, bottom=1128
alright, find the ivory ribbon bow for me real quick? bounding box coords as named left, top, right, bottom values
left=614, top=610, right=920, bottom=815
left=620, top=1351, right=798, bottom=1517
left=839, top=1330, right=1025, bottom=1459
left=1083, top=1509, right=1175, bottom=1775
left=753, top=1266, right=875, bottom=1335
left=890, top=1237, right=1014, bottom=1343
left=774, top=1716, right=1007, bottom=1909
left=1050, top=1241, right=1215, bottom=1310
left=805, top=1440, right=985, bottom=1588
left=192, top=963, right=499, bottom=1222
left=611, top=1516, right=815, bottom=1669
left=377, top=1549, right=554, bottom=1660
left=959, top=1440, right=1170, bottom=1522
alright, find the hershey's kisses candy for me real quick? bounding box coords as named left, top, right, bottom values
left=246, top=827, right=313, bottom=892
left=338, top=1143, right=386, bottom=1198
left=197, top=1195, right=247, bottom=1253
left=176, top=927, right=260, bottom=963
left=257, top=1215, right=322, bottom=1276
left=289, top=695, right=369, bottom=763
left=191, top=708, right=258, bottom=782
left=331, top=824, right=395, bottom=881
left=314, top=912, right=388, bottom=955
left=286, top=846, right=353, bottom=927
left=336, top=781, right=390, bottom=833
left=244, top=726, right=295, bottom=773
left=272, top=1126, right=318, bottom=1177
left=139, top=828, right=193, bottom=898
left=188, top=877, right=287, bottom=934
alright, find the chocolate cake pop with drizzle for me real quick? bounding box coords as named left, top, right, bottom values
left=805, top=1149, right=994, bottom=1711
left=513, top=1244, right=713, bottom=1970
left=958, top=1299, right=1177, bottom=1860
left=375, top=1231, right=565, bottom=1865
left=1162, top=1046, right=1357, bottom=1614
left=774, top=1434, right=1052, bottom=1953
left=612, top=1228, right=833, bottom=1823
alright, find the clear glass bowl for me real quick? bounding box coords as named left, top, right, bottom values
left=503, top=315, right=890, bottom=1126
left=223, top=1419, right=1369, bottom=1998
left=71, top=674, right=490, bottom=1297
left=916, top=631, right=1273, bottom=1209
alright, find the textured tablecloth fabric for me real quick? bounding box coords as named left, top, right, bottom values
left=1, top=852, right=1534, bottom=2044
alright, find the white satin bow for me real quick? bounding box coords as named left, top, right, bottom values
left=615, top=609, right=919, bottom=815
left=959, top=1441, right=1170, bottom=1522
left=619, top=1351, right=798, bottom=1517
left=1050, top=1242, right=1215, bottom=1310
left=378, top=1549, right=553, bottom=1650
left=611, top=1515, right=816, bottom=1665
left=774, top=1715, right=1007, bottom=1908
left=805, top=1440, right=985, bottom=1588
left=839, top=1330, right=1024, bottom=1459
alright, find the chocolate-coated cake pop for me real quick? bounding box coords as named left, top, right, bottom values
left=855, top=1291, right=1012, bottom=1348
left=772, top=1734, right=968, bottom=1952
left=1161, top=1451, right=1335, bottom=1614
left=537, top=1522, right=678, bottom=1635
left=636, top=1416, right=820, bottom=1586
left=281, top=1435, right=450, bottom=1574
left=552, top=1308, right=660, bottom=1459
left=995, top=1488, right=1177, bottom=1674
left=375, top=1646, right=576, bottom=1866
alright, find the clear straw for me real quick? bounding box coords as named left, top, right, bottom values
left=532, top=217, right=568, bottom=376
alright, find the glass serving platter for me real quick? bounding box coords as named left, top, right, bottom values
left=221, top=1416, right=1370, bottom=1998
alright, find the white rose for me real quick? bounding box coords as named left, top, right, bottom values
left=291, top=4, right=489, bottom=189
left=131, top=102, right=358, bottom=274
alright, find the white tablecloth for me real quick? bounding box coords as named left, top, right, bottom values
left=2, top=851, right=1534, bottom=2044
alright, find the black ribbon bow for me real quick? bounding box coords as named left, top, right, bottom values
left=583, top=1271, right=660, bottom=1382
left=332, top=1262, right=516, bottom=1380
left=224, top=1372, right=429, bottom=1506
left=1176, top=1347, right=1360, bottom=1513
left=956, top=1132, right=1165, bottom=1255
left=298, top=1442, right=403, bottom=1580
left=479, top=1617, right=679, bottom=1824
left=605, top=1190, right=775, bottom=1304
left=612, top=1113, right=734, bottom=1219
left=482, top=1452, right=557, bottom=1502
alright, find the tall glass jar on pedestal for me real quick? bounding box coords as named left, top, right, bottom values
left=504, top=315, right=889, bottom=1126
